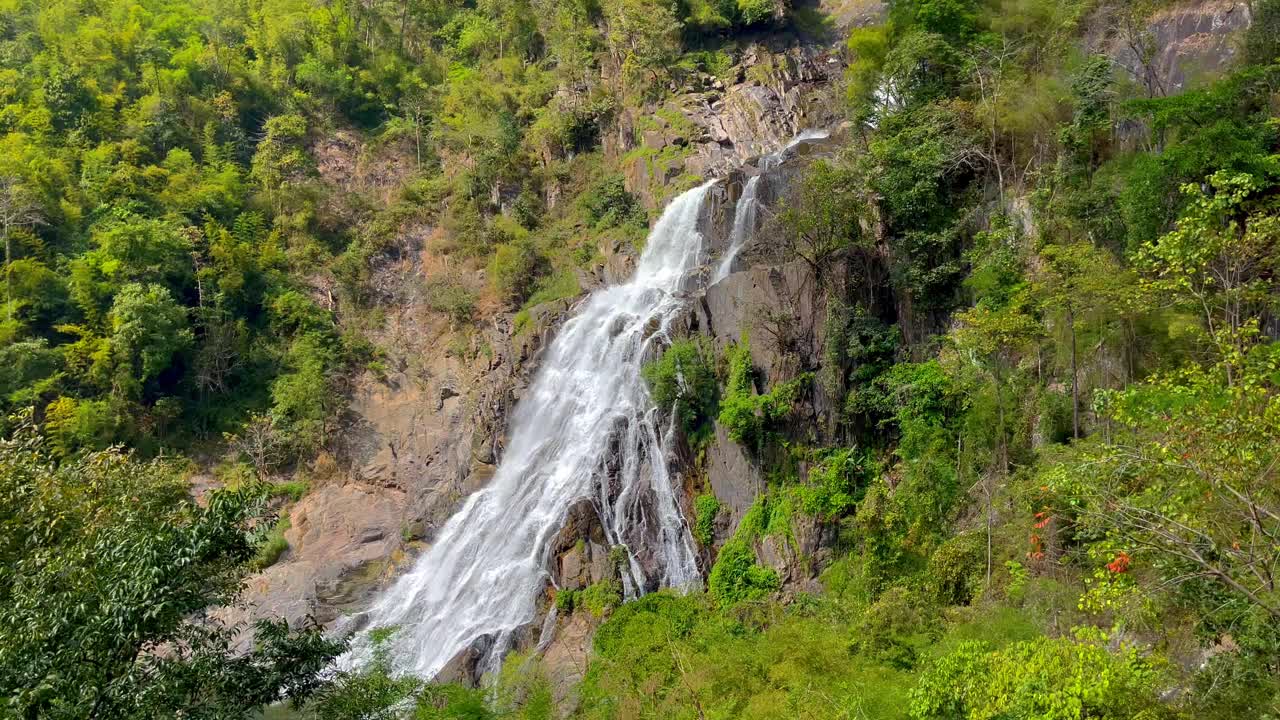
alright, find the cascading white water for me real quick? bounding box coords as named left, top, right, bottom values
left=340, top=183, right=712, bottom=679
left=713, top=175, right=761, bottom=283
left=712, top=129, right=830, bottom=283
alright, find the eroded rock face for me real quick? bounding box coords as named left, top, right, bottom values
left=538, top=612, right=596, bottom=717
left=612, top=37, right=849, bottom=208
left=1105, top=0, right=1252, bottom=95
left=550, top=500, right=612, bottom=592
left=227, top=258, right=569, bottom=644
left=218, top=482, right=406, bottom=645
left=705, top=422, right=763, bottom=532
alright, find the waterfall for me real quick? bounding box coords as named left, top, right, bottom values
left=712, top=129, right=830, bottom=283
left=712, top=175, right=760, bottom=283
left=340, top=182, right=712, bottom=679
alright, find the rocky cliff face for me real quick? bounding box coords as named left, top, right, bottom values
left=609, top=34, right=855, bottom=208
left=1101, top=0, right=1252, bottom=95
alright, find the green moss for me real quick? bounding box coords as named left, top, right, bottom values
left=693, top=493, right=721, bottom=546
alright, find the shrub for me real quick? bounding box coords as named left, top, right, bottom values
left=522, top=268, right=581, bottom=309
left=795, top=447, right=871, bottom=518
left=580, top=176, right=645, bottom=230
left=909, top=630, right=1166, bottom=720
left=270, top=480, right=309, bottom=502
left=851, top=586, right=938, bottom=670
left=488, top=238, right=546, bottom=305
left=718, top=340, right=761, bottom=445
left=424, top=277, right=477, bottom=327
left=707, top=541, right=780, bottom=606
left=924, top=532, right=986, bottom=606
left=580, top=578, right=623, bottom=617
left=252, top=513, right=291, bottom=570
left=707, top=498, right=785, bottom=607
left=642, top=338, right=718, bottom=436
left=693, top=493, right=721, bottom=546
left=718, top=338, right=808, bottom=450
left=737, top=0, right=782, bottom=26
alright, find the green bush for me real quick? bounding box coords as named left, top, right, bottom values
left=924, top=532, right=986, bottom=606
left=580, top=176, right=646, bottom=231
left=580, top=579, right=623, bottom=617
left=707, top=540, right=779, bottom=606
left=693, top=493, right=721, bottom=546
left=909, top=630, right=1166, bottom=720
left=795, top=447, right=871, bottom=518
left=424, top=277, right=477, bottom=327
left=851, top=586, right=939, bottom=670
left=522, top=268, right=581, bottom=310
left=708, top=542, right=780, bottom=605
left=270, top=480, right=309, bottom=502
left=718, top=340, right=761, bottom=445
left=737, top=0, right=782, bottom=26
left=642, top=339, right=719, bottom=436
left=555, top=588, right=579, bottom=613
left=489, top=238, right=547, bottom=305
left=718, top=338, right=809, bottom=450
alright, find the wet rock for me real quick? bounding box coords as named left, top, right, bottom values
left=436, top=635, right=495, bottom=688
left=551, top=500, right=612, bottom=591
left=706, top=422, right=763, bottom=531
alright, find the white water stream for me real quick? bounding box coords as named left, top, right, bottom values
left=341, top=182, right=713, bottom=679
left=713, top=129, right=830, bottom=283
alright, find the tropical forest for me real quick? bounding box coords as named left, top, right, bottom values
left=1, top=0, right=1279, bottom=718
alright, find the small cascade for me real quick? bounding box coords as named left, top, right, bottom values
left=712, top=129, right=830, bottom=283
left=713, top=175, right=761, bottom=283
left=340, top=183, right=713, bottom=679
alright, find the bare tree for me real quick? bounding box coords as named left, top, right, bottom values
left=226, top=413, right=286, bottom=478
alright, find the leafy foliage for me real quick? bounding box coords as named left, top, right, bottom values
left=910, top=631, right=1166, bottom=720
left=0, top=419, right=341, bottom=718
left=642, top=338, right=718, bottom=436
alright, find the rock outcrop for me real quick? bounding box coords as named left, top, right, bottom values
left=1103, top=0, right=1252, bottom=95
left=611, top=35, right=852, bottom=208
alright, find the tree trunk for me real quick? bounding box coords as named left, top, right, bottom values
left=1069, top=304, right=1080, bottom=439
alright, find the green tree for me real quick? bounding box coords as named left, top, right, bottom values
left=1136, top=171, right=1280, bottom=371
left=108, top=283, right=193, bottom=399
left=1047, top=340, right=1280, bottom=622
left=1033, top=241, right=1134, bottom=439
left=603, top=0, right=683, bottom=101
left=776, top=158, right=872, bottom=285
left=0, top=177, right=44, bottom=326
left=250, top=114, right=311, bottom=213
left=0, top=418, right=342, bottom=719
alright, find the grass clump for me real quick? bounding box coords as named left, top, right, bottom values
left=252, top=513, right=291, bottom=570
